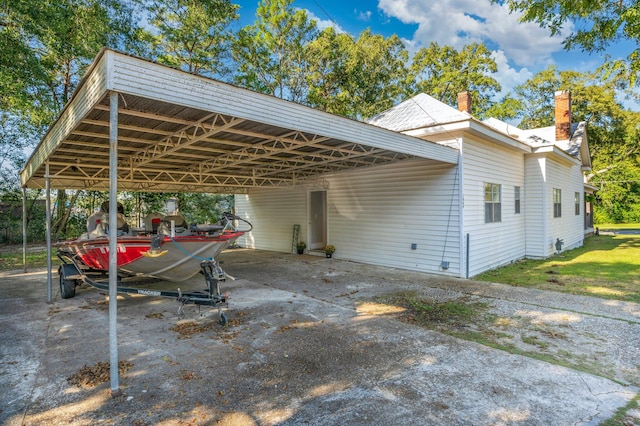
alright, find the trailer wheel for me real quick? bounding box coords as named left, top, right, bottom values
left=59, top=267, right=76, bottom=299
left=218, top=311, right=228, bottom=326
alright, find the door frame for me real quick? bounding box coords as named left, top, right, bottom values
left=308, top=190, right=327, bottom=250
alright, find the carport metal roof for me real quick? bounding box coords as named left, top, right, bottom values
left=20, top=49, right=458, bottom=193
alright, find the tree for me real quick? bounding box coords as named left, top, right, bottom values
left=409, top=42, right=501, bottom=116
left=232, top=0, right=317, bottom=102
left=1, top=0, right=139, bottom=124
left=306, top=28, right=410, bottom=120
left=305, top=27, right=351, bottom=115
left=507, top=67, right=627, bottom=149
left=0, top=0, right=140, bottom=237
left=141, top=0, right=239, bottom=78
left=0, top=113, right=35, bottom=193
left=497, top=0, right=640, bottom=84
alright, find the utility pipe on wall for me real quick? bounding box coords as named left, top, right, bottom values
left=466, top=233, right=470, bottom=279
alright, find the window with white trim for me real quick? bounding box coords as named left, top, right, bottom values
left=484, top=183, right=501, bottom=223
left=575, top=192, right=580, bottom=215
left=553, top=188, right=562, bottom=218
left=514, top=186, right=521, bottom=214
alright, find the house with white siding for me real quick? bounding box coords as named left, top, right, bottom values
left=235, top=89, right=592, bottom=278
left=16, top=49, right=591, bottom=279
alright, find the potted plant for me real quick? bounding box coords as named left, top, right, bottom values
left=296, top=241, right=306, bottom=254
left=324, top=244, right=335, bottom=258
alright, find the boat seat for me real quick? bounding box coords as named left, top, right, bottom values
left=143, top=212, right=164, bottom=234
left=88, top=225, right=107, bottom=239
left=160, top=214, right=189, bottom=235
left=101, top=213, right=130, bottom=236
left=86, top=211, right=103, bottom=233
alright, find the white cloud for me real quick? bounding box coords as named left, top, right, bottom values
left=377, top=0, right=571, bottom=68
left=491, top=50, right=533, bottom=99
left=305, top=9, right=345, bottom=33
left=355, top=9, right=372, bottom=22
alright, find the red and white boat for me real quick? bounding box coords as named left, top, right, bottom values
left=57, top=212, right=251, bottom=282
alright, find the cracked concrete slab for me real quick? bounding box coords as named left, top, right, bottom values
left=0, top=249, right=637, bottom=425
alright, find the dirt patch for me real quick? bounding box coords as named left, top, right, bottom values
left=374, top=291, right=488, bottom=328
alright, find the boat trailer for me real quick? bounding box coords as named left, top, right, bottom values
left=57, top=257, right=231, bottom=325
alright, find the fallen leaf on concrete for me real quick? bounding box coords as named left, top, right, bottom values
left=67, top=360, right=132, bottom=388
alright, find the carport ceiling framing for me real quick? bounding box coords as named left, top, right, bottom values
left=49, top=95, right=413, bottom=193
left=20, top=49, right=458, bottom=193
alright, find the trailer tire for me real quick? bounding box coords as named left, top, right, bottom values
left=59, top=267, right=76, bottom=299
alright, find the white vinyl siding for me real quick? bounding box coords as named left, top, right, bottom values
left=328, top=159, right=460, bottom=276
left=461, top=137, right=526, bottom=277
left=235, top=189, right=307, bottom=253
left=546, top=158, right=584, bottom=255
left=524, top=155, right=547, bottom=257
left=235, top=159, right=461, bottom=276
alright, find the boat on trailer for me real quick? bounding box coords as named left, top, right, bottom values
left=56, top=211, right=252, bottom=324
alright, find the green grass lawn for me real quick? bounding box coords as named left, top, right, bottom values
left=0, top=248, right=54, bottom=271
left=596, top=223, right=640, bottom=230
left=475, top=234, right=640, bottom=302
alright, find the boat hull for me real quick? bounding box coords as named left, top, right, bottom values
left=58, top=232, right=243, bottom=282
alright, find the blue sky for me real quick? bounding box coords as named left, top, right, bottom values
left=234, top=0, right=634, bottom=104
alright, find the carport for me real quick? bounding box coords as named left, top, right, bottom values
left=19, top=48, right=458, bottom=396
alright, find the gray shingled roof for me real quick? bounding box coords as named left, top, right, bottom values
left=367, top=93, right=470, bottom=132
left=485, top=119, right=585, bottom=159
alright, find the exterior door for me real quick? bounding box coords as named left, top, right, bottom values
left=309, top=190, right=326, bottom=250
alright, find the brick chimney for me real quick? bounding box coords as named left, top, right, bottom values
left=555, top=90, right=572, bottom=141
left=457, top=91, right=472, bottom=114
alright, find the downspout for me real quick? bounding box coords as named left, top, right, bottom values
left=457, top=143, right=466, bottom=278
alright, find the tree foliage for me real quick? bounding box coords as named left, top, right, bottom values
left=0, top=113, right=36, bottom=193
left=141, top=0, right=239, bottom=77
left=1, top=0, right=139, bottom=124
left=232, top=0, right=317, bottom=101
left=498, top=0, right=640, bottom=84
left=0, top=0, right=140, bottom=237
left=409, top=42, right=501, bottom=116
left=306, top=28, right=409, bottom=120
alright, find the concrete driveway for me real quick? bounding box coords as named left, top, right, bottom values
left=1, top=249, right=638, bottom=425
